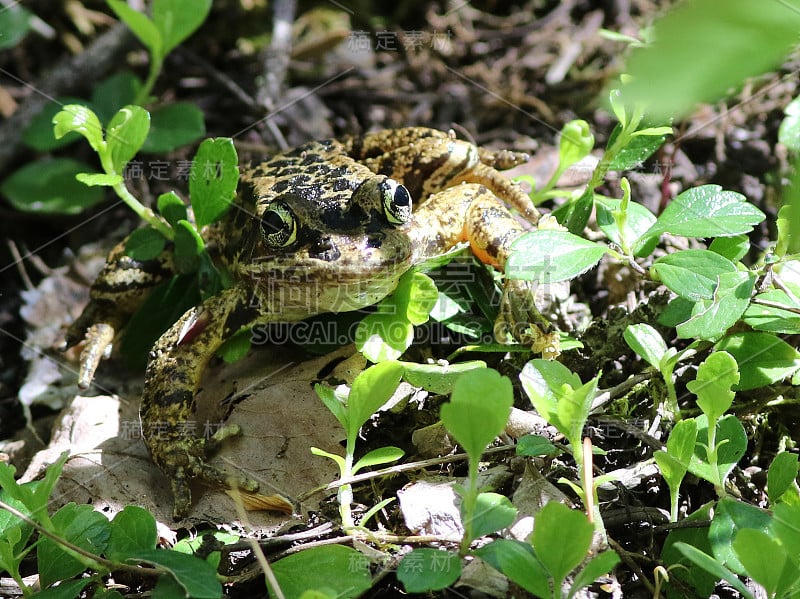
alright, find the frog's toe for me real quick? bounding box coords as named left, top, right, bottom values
left=495, top=278, right=562, bottom=358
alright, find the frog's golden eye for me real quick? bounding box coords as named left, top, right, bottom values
left=381, top=179, right=412, bottom=225
left=261, top=202, right=297, bottom=248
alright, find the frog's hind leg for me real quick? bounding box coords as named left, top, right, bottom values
left=65, top=241, right=174, bottom=388
left=141, top=284, right=261, bottom=519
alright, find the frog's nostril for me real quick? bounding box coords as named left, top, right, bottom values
left=310, top=237, right=341, bottom=262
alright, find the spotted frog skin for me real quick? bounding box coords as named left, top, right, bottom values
left=66, top=127, right=556, bottom=519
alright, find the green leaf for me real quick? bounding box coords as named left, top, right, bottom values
left=619, top=0, right=800, bottom=119
left=216, top=329, right=252, bottom=364
left=347, top=360, right=404, bottom=439
left=125, top=227, right=167, bottom=261
left=516, top=435, right=561, bottom=457
left=393, top=271, right=439, bottom=325
left=506, top=230, right=608, bottom=283
left=568, top=550, right=620, bottom=599
left=673, top=542, right=755, bottom=599
left=271, top=545, right=372, bottom=599
left=654, top=418, right=697, bottom=493
left=23, top=97, right=86, bottom=150
left=733, top=529, right=788, bottom=597
left=401, top=360, right=486, bottom=394
left=532, top=502, right=594, bottom=588
left=661, top=503, right=717, bottom=597
left=468, top=492, right=517, bottom=538
left=676, top=270, right=756, bottom=342
left=643, top=185, right=765, bottom=241
left=689, top=414, right=747, bottom=489
left=173, top=220, right=204, bottom=274
left=106, top=505, right=157, bottom=561
left=519, top=359, right=582, bottom=438
left=606, top=123, right=667, bottom=170
left=107, top=105, right=150, bottom=173
left=686, top=351, right=738, bottom=425
left=0, top=3, right=32, bottom=50
left=107, top=0, right=162, bottom=55
left=474, top=539, right=550, bottom=598
left=353, top=446, right=404, bottom=474
left=38, top=503, right=111, bottom=587
left=595, top=197, right=657, bottom=256
left=558, top=119, right=594, bottom=169
left=52, top=104, right=105, bottom=153
left=709, top=497, right=773, bottom=576
left=189, top=137, right=239, bottom=229
left=157, top=191, right=188, bottom=228
left=440, top=369, right=513, bottom=463
left=780, top=96, right=800, bottom=152
left=623, top=323, right=667, bottom=369
left=2, top=158, right=105, bottom=215
left=314, top=383, right=349, bottom=432
left=355, top=312, right=414, bottom=362
left=76, top=173, right=123, bottom=187
left=767, top=452, right=800, bottom=505
left=128, top=548, right=222, bottom=598
left=709, top=235, right=750, bottom=262
left=153, top=0, right=212, bottom=56
left=142, top=102, right=206, bottom=153
left=715, top=331, right=800, bottom=390
left=650, top=250, right=738, bottom=300
left=772, top=503, right=800, bottom=560
left=743, top=290, right=800, bottom=334
left=90, top=71, right=142, bottom=123
left=397, top=548, right=461, bottom=593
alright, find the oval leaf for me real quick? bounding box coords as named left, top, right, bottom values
left=507, top=230, right=608, bottom=283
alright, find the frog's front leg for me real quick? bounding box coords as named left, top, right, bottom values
left=142, top=284, right=259, bottom=519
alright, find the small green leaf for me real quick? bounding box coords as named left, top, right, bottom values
left=440, top=369, right=513, bottom=463
left=23, top=97, right=86, bottom=150
left=532, top=502, right=594, bottom=588
left=173, top=220, right=204, bottom=274
left=607, top=123, right=667, bottom=170
left=650, top=250, right=738, bottom=300
left=624, top=323, right=667, bottom=369
left=397, top=548, right=461, bottom=593
left=396, top=271, right=439, bottom=325
left=715, top=332, right=800, bottom=390
left=568, top=550, right=621, bottom=599
left=271, top=545, right=372, bottom=599
left=216, top=329, right=252, bottom=363
left=709, top=235, right=750, bottom=262
left=142, top=102, right=206, bottom=153
left=190, top=137, right=239, bottom=229
left=643, top=185, right=765, bottom=241
left=125, top=227, right=167, bottom=261
left=52, top=104, right=105, bottom=153
left=474, top=539, right=550, bottom=598
left=157, top=191, right=188, bottom=228
left=519, top=359, right=582, bottom=438
left=507, top=229, right=608, bottom=283
left=401, top=360, right=486, bottom=395
left=106, top=505, right=157, bottom=561
left=353, top=446, right=404, bottom=473
left=1, top=158, right=105, bottom=215
left=347, top=360, right=404, bottom=439
left=38, top=503, right=111, bottom=587
left=676, top=270, right=756, bottom=342
left=709, top=497, right=773, bottom=576
left=128, top=549, right=222, bottom=599
left=595, top=197, right=657, bottom=256
left=314, top=383, right=349, bottom=432
left=34, top=578, right=94, bottom=599
left=689, top=415, right=747, bottom=491
left=516, top=435, right=561, bottom=457
left=355, top=312, right=414, bottom=362
left=558, top=119, right=594, bottom=169
left=76, top=173, right=123, bottom=187
left=655, top=418, right=698, bottom=493
left=107, top=0, right=161, bottom=55
left=153, top=0, right=212, bottom=56
left=107, top=105, right=150, bottom=173
left=468, top=492, right=517, bottom=538
left=743, top=290, right=800, bottom=334
left=673, top=542, right=755, bottom=599
left=767, top=452, right=800, bottom=505
left=686, top=351, right=739, bottom=424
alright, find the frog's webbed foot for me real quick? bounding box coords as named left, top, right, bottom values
left=148, top=424, right=259, bottom=520
left=494, top=278, right=564, bottom=360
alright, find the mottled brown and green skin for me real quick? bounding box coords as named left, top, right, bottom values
left=67, top=127, right=554, bottom=519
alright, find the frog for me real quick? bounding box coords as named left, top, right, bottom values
left=65, top=126, right=559, bottom=519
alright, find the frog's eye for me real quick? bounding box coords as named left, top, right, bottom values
left=381, top=179, right=412, bottom=225
left=261, top=202, right=297, bottom=248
